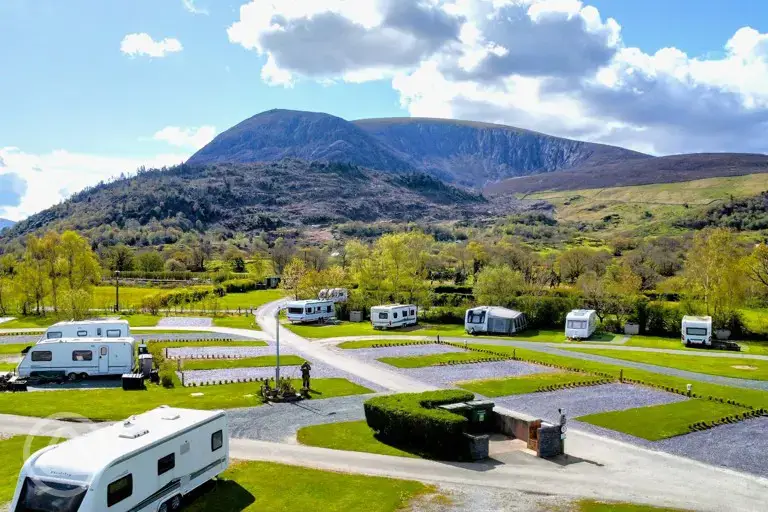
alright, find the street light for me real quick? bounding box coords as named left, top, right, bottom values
left=274, top=306, right=282, bottom=383
left=114, top=270, right=121, bottom=313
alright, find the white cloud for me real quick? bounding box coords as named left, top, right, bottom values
left=120, top=33, right=183, bottom=58
left=153, top=126, right=217, bottom=149
left=0, top=148, right=188, bottom=221
left=182, top=0, right=208, bottom=15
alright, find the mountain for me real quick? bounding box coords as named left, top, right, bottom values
left=484, top=153, right=768, bottom=195
left=0, top=218, right=14, bottom=231
left=188, top=109, right=649, bottom=186
left=4, top=161, right=539, bottom=246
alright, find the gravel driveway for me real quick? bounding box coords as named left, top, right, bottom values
left=226, top=394, right=375, bottom=442
left=168, top=345, right=277, bottom=359
left=157, top=317, right=213, bottom=327
left=400, top=360, right=554, bottom=387
left=0, top=335, right=39, bottom=345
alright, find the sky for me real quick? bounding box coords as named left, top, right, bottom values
left=1, top=0, right=767, bottom=221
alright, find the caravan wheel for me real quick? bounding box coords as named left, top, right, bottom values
left=67, top=373, right=78, bottom=382
left=169, top=494, right=182, bottom=511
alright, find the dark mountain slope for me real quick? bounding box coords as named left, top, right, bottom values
left=187, top=109, right=412, bottom=172
left=3, top=161, right=532, bottom=244
left=485, top=153, right=768, bottom=195
left=353, top=117, right=650, bottom=186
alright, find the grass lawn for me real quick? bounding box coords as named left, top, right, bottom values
left=297, top=420, right=419, bottom=458
left=94, top=285, right=161, bottom=309
left=195, top=289, right=286, bottom=310
left=132, top=329, right=211, bottom=334
left=457, top=372, right=608, bottom=397
left=0, top=378, right=372, bottom=421
left=378, top=351, right=500, bottom=368
left=0, top=344, right=31, bottom=356
left=577, top=399, right=747, bottom=441
left=0, top=317, right=55, bottom=329
left=185, top=460, right=432, bottom=512
left=574, top=499, right=691, bottom=512
left=567, top=348, right=768, bottom=381
left=0, top=362, right=17, bottom=372
left=514, top=329, right=616, bottom=343
left=183, top=355, right=306, bottom=370
left=120, top=314, right=161, bottom=327
left=624, top=336, right=684, bottom=350
left=213, top=316, right=261, bottom=329
left=285, top=321, right=468, bottom=339
left=466, top=343, right=768, bottom=410
left=0, top=436, right=62, bottom=503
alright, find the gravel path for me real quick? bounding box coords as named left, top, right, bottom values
left=136, top=333, right=252, bottom=342
left=343, top=343, right=465, bottom=363
left=157, top=317, right=213, bottom=327
left=0, top=335, right=38, bottom=345
left=226, top=394, right=375, bottom=442
left=494, top=383, right=688, bottom=423
left=400, top=360, right=554, bottom=388
left=168, top=345, right=277, bottom=359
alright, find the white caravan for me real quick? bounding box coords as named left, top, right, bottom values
left=318, top=288, right=348, bottom=303
left=44, top=319, right=130, bottom=340
left=565, top=310, right=598, bottom=339
left=371, top=304, right=418, bottom=329
left=16, top=337, right=136, bottom=380
left=285, top=299, right=336, bottom=323
left=10, top=406, right=229, bottom=512
left=465, top=306, right=527, bottom=335
left=682, top=316, right=712, bottom=346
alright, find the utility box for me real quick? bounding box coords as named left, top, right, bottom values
left=138, top=354, right=153, bottom=378
left=464, top=400, right=495, bottom=431
left=349, top=311, right=364, bottom=322
left=624, top=323, right=640, bottom=335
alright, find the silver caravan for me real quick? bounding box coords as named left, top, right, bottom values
left=10, top=406, right=229, bottom=512
left=285, top=299, right=336, bottom=323
left=565, top=309, right=598, bottom=339
left=465, top=307, right=527, bottom=335
left=682, top=315, right=712, bottom=346
left=44, top=319, right=130, bottom=340
left=370, top=304, right=418, bottom=329
left=16, top=337, right=136, bottom=381
left=318, top=288, right=348, bottom=303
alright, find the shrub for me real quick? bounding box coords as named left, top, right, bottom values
left=420, top=306, right=466, bottom=324
left=220, top=278, right=262, bottom=294
left=364, top=390, right=474, bottom=460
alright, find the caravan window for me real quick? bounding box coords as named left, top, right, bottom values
left=46, top=331, right=62, bottom=339
left=305, top=308, right=312, bottom=314
left=686, top=327, right=708, bottom=336
left=157, top=453, right=175, bottom=475
left=378, top=312, right=389, bottom=320
left=31, top=351, right=52, bottom=362
left=76, top=330, right=88, bottom=337
left=567, top=320, right=587, bottom=330
left=100, top=347, right=108, bottom=356
left=393, top=312, right=398, bottom=319
left=211, top=430, right=223, bottom=451
left=107, top=474, right=132, bottom=507
left=287, top=307, right=303, bottom=314
left=106, top=329, right=121, bottom=338
left=326, top=305, right=333, bottom=313
left=72, top=350, right=93, bottom=361
left=410, top=309, right=415, bottom=316
left=468, top=311, right=486, bottom=324
left=15, top=478, right=86, bottom=512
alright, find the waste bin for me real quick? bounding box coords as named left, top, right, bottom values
left=438, top=402, right=471, bottom=416
left=464, top=400, right=495, bottom=432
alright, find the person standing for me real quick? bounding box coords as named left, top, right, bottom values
left=301, top=361, right=312, bottom=389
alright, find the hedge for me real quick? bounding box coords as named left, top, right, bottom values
left=364, top=390, right=474, bottom=460
left=218, top=278, right=263, bottom=294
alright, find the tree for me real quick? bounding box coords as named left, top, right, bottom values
left=223, top=247, right=247, bottom=273
left=683, top=228, right=747, bottom=328
left=164, top=258, right=186, bottom=271
left=281, top=258, right=308, bottom=299
left=604, top=261, right=643, bottom=327
left=270, top=237, right=295, bottom=275
left=135, top=251, right=165, bottom=272
left=473, top=265, right=523, bottom=307
left=576, top=271, right=610, bottom=322
left=60, top=231, right=101, bottom=291
left=104, top=244, right=135, bottom=272
left=40, top=232, right=63, bottom=312
left=0, top=254, right=15, bottom=316
left=557, top=248, right=592, bottom=283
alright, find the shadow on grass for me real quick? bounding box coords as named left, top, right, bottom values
left=184, top=479, right=255, bottom=511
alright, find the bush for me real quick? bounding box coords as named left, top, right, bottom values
left=420, top=306, right=466, bottom=324
left=364, top=390, right=474, bottom=460
left=433, top=285, right=473, bottom=295
left=510, top=295, right=579, bottom=328
left=220, top=278, right=262, bottom=294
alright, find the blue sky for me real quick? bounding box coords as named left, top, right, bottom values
left=1, top=0, right=767, bottom=220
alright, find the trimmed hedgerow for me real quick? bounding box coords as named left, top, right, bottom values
left=364, top=390, right=474, bottom=460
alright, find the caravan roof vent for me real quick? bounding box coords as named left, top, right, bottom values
left=161, top=412, right=180, bottom=421
left=119, top=426, right=150, bottom=439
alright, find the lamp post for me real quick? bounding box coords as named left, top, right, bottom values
left=114, top=270, right=121, bottom=313
left=274, top=307, right=281, bottom=383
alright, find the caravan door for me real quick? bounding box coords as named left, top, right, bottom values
left=98, top=345, right=109, bottom=374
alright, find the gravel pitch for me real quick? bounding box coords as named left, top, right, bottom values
left=494, top=383, right=688, bottom=424
left=343, top=343, right=466, bottom=363
left=168, top=345, right=277, bottom=359
left=226, top=394, right=375, bottom=442
left=157, top=317, right=213, bottom=327
left=136, top=333, right=252, bottom=343
left=401, top=360, right=554, bottom=388
left=0, top=335, right=39, bottom=345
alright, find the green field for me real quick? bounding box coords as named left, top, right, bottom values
left=185, top=460, right=431, bottom=512
left=0, top=316, right=54, bottom=329
left=196, top=289, right=286, bottom=310
left=625, top=334, right=768, bottom=355
left=213, top=315, right=261, bottom=329
left=0, top=378, right=372, bottom=420
left=567, top=348, right=768, bottom=380
left=285, top=321, right=469, bottom=339
left=0, top=437, right=62, bottom=503
left=378, top=351, right=499, bottom=368
left=297, top=421, right=418, bottom=458
left=120, top=314, right=161, bottom=326
left=0, top=344, right=31, bottom=356
left=518, top=329, right=616, bottom=343
left=94, top=286, right=159, bottom=309
left=573, top=499, right=691, bottom=512
left=577, top=400, right=747, bottom=441
left=182, top=355, right=306, bottom=370
left=457, top=372, right=607, bottom=397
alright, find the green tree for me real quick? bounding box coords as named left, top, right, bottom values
left=281, top=258, right=308, bottom=299
left=135, top=251, right=165, bottom=272
left=60, top=231, right=101, bottom=291
left=473, top=265, right=523, bottom=307
left=104, top=244, right=135, bottom=272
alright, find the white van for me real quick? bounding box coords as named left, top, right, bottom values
left=371, top=304, right=418, bottom=329
left=10, top=406, right=229, bottom=512
left=285, top=299, right=336, bottom=323
left=682, top=316, right=712, bottom=346
left=16, top=337, right=136, bottom=381
left=44, top=319, right=130, bottom=340
left=465, top=306, right=527, bottom=335
left=565, top=310, right=597, bottom=339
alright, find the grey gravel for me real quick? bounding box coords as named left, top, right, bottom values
left=134, top=333, right=252, bottom=342
left=495, top=383, right=688, bottom=423
left=157, top=317, right=213, bottom=327
left=345, top=343, right=465, bottom=363
left=168, top=345, right=276, bottom=359
left=226, top=394, right=375, bottom=442
left=401, top=360, right=554, bottom=388
left=411, top=484, right=572, bottom=512
left=0, top=335, right=39, bottom=345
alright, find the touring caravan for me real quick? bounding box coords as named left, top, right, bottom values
left=565, top=310, right=598, bottom=340
left=43, top=319, right=130, bottom=340
left=370, top=304, right=418, bottom=329
left=16, top=337, right=136, bottom=381
left=318, top=288, right=348, bottom=303
left=682, top=316, right=712, bottom=346
left=285, top=299, right=336, bottom=323
left=465, top=306, right=527, bottom=335
left=10, top=406, right=229, bottom=512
